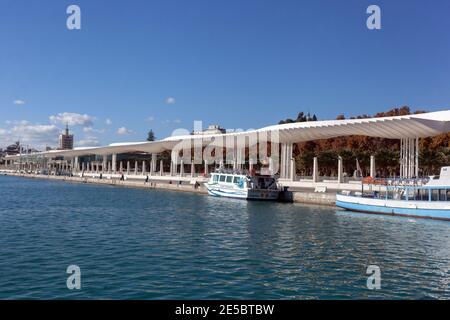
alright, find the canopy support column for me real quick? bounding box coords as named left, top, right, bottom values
left=180, top=160, right=184, bottom=177
left=204, top=160, right=208, bottom=176
left=338, top=156, right=343, bottom=183
left=102, top=156, right=107, bottom=173
left=370, top=155, right=376, bottom=178
left=400, top=137, right=419, bottom=178
left=280, top=142, right=293, bottom=180
left=112, top=154, right=117, bottom=174
left=313, top=157, right=319, bottom=183
left=151, top=153, right=157, bottom=175
left=74, top=157, right=79, bottom=173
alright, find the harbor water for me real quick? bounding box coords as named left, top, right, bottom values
left=0, top=175, right=449, bottom=299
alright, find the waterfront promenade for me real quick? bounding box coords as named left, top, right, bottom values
left=2, top=110, right=449, bottom=207
left=3, top=110, right=450, bottom=186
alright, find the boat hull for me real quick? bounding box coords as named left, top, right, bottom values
left=336, top=194, right=450, bottom=221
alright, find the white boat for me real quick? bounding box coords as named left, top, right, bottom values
left=205, top=171, right=280, bottom=200
left=336, top=167, right=450, bottom=221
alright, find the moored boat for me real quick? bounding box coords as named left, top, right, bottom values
left=336, top=167, right=450, bottom=221
left=205, top=170, right=280, bottom=200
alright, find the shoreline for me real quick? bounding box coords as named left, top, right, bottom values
left=0, top=172, right=337, bottom=206
left=1, top=172, right=209, bottom=195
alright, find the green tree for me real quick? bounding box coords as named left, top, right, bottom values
left=318, top=150, right=338, bottom=176
left=296, top=150, right=315, bottom=176
left=420, top=148, right=447, bottom=176
left=147, top=130, right=156, bottom=142
left=374, top=149, right=399, bottom=177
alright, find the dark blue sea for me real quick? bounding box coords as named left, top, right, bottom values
left=0, top=176, right=449, bottom=299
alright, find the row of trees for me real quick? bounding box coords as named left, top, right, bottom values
left=279, top=112, right=317, bottom=124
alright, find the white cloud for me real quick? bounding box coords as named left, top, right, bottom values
left=7, top=120, right=30, bottom=126
left=0, top=129, right=7, bottom=148
left=76, top=136, right=100, bottom=147
left=83, top=126, right=105, bottom=134
left=13, top=99, right=26, bottom=105
left=49, top=112, right=94, bottom=127
left=0, top=122, right=60, bottom=149
left=146, top=116, right=154, bottom=122
left=105, top=118, right=112, bottom=125
left=165, top=97, right=176, bottom=105
left=117, top=127, right=133, bottom=135
left=162, top=119, right=182, bottom=125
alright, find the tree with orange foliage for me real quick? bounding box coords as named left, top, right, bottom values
left=286, top=107, right=449, bottom=177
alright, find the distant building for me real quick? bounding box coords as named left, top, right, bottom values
left=5, top=142, right=20, bottom=155
left=59, top=124, right=74, bottom=150
left=192, top=124, right=226, bottom=135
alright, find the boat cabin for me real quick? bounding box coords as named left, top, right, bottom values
left=209, top=173, right=278, bottom=190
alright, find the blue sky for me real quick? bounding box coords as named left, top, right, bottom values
left=1, top=0, right=450, bottom=149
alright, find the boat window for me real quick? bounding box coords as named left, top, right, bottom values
left=219, top=175, right=226, bottom=182
left=235, top=177, right=245, bottom=188
left=431, top=189, right=438, bottom=201
left=439, top=189, right=447, bottom=201
left=213, top=175, right=219, bottom=182
left=226, top=176, right=233, bottom=183
left=426, top=189, right=432, bottom=201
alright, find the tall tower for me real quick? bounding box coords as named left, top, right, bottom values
left=59, top=123, right=74, bottom=150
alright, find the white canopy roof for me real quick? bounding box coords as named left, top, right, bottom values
left=5, top=110, right=450, bottom=159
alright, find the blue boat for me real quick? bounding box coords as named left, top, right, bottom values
left=336, top=167, right=450, bottom=221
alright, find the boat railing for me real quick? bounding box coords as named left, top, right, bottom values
left=363, top=177, right=430, bottom=187
left=213, top=167, right=277, bottom=177
left=213, top=167, right=250, bottom=176
left=344, top=186, right=449, bottom=202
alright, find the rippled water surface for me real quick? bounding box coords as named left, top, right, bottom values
left=0, top=176, right=449, bottom=299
